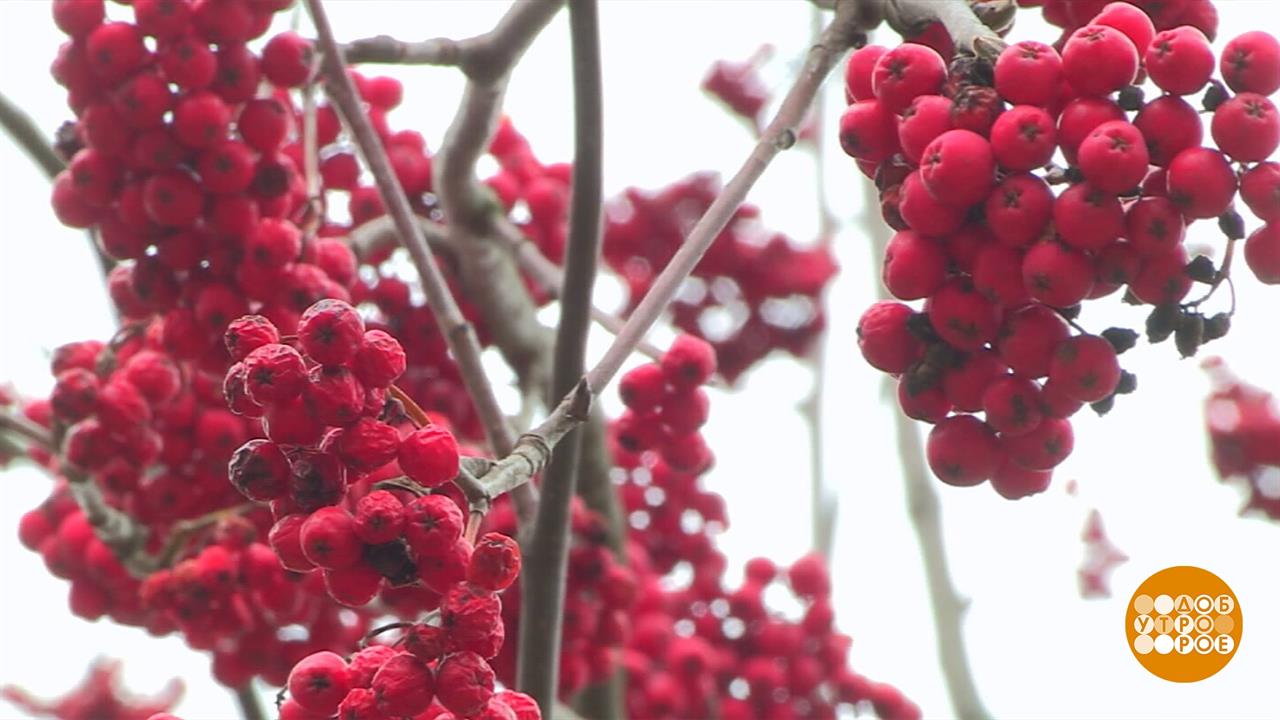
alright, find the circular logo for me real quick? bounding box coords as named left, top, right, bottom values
left=1126, top=566, right=1242, bottom=682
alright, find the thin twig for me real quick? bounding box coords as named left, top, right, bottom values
left=0, top=91, right=115, bottom=277
left=306, top=0, right=530, bottom=524
left=233, top=684, right=266, bottom=720
left=0, top=90, right=64, bottom=179
left=470, top=0, right=865, bottom=514
left=862, top=175, right=989, bottom=720
left=516, top=0, right=604, bottom=713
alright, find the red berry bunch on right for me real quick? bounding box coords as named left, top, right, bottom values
left=842, top=1, right=1280, bottom=496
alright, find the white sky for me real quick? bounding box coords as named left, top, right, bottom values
left=2, top=1, right=1280, bottom=718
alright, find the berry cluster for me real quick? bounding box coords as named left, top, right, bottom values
left=283, top=531, right=529, bottom=720
left=484, top=120, right=837, bottom=385
left=844, top=1, right=1280, bottom=494
left=1203, top=359, right=1280, bottom=520
left=1, top=658, right=182, bottom=720
left=13, top=1, right=924, bottom=716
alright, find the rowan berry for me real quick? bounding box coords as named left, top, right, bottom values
left=844, top=45, right=886, bottom=102
left=991, top=458, right=1053, bottom=500
left=919, top=130, right=994, bottom=208
left=926, top=415, right=1003, bottom=486
left=324, top=563, right=383, bottom=606
left=1091, top=2, right=1155, bottom=55
left=157, top=34, right=218, bottom=90
left=897, top=379, right=951, bottom=423
left=1211, top=93, right=1280, bottom=162
left=986, top=173, right=1053, bottom=248
left=467, top=532, right=521, bottom=592
left=882, top=229, right=946, bottom=301
left=335, top=687, right=380, bottom=720
left=1221, top=31, right=1280, bottom=95
left=1146, top=26, right=1215, bottom=95
left=1057, top=97, right=1125, bottom=164
left=242, top=343, right=307, bottom=405
left=871, top=43, right=946, bottom=114
left=1167, top=147, right=1237, bottom=219
left=440, top=583, right=503, bottom=657
left=351, top=330, right=406, bottom=389
left=85, top=22, right=149, bottom=83
left=897, top=170, right=965, bottom=236
left=364, top=657, right=435, bottom=719
left=288, top=651, right=352, bottom=716
left=897, top=95, right=952, bottom=165
left=942, top=350, right=1008, bottom=413
left=1054, top=182, right=1124, bottom=252
left=1125, top=196, right=1186, bottom=257
left=856, top=301, right=924, bottom=374
left=224, top=315, right=281, bottom=362
left=661, top=335, right=716, bottom=389
left=990, top=106, right=1056, bottom=173
left=994, top=41, right=1062, bottom=107
left=1002, top=416, right=1074, bottom=470
left=436, top=651, right=496, bottom=718
left=926, top=278, right=1001, bottom=352
left=1062, top=25, right=1138, bottom=97
left=262, top=32, right=314, bottom=87
left=1244, top=223, right=1280, bottom=283
left=299, top=299, right=365, bottom=366
left=288, top=449, right=346, bottom=510
left=1076, top=120, right=1148, bottom=194
left=348, top=645, right=397, bottom=689
left=1241, top=162, right=1280, bottom=223
left=402, top=494, right=464, bottom=556
left=1022, top=241, right=1095, bottom=308
left=228, top=439, right=290, bottom=501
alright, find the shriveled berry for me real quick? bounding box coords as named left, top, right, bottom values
left=371, top=653, right=435, bottom=717
left=353, top=490, right=405, bottom=544
left=352, top=330, right=406, bottom=389
left=243, top=343, right=307, bottom=405
left=228, top=439, right=290, bottom=501
left=468, top=532, right=521, bottom=591
left=403, top=494, right=464, bottom=556
left=299, top=299, right=365, bottom=366
left=436, top=651, right=496, bottom=718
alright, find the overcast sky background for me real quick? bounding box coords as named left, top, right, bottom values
left=3, top=2, right=1280, bottom=718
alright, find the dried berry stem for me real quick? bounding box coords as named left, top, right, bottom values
left=388, top=384, right=433, bottom=427
left=516, top=0, right=604, bottom=712
left=306, top=0, right=535, bottom=523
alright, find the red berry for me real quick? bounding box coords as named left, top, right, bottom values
left=228, top=439, right=291, bottom=501
left=897, top=379, right=952, bottom=423
left=897, top=95, right=952, bottom=165
left=53, top=0, right=104, bottom=38
left=337, top=418, right=400, bottom=472
left=926, top=415, right=1003, bottom=486
left=244, top=343, right=308, bottom=405
left=1125, top=196, right=1186, bottom=257
left=143, top=170, right=204, bottom=227
left=352, top=330, right=407, bottom=389
left=1133, top=95, right=1203, bottom=167
left=402, top=494, right=464, bottom=556
left=299, top=299, right=365, bottom=366
left=845, top=45, right=887, bottom=102
left=1022, top=241, right=1095, bottom=308
left=1049, top=335, right=1121, bottom=403
left=262, top=32, right=315, bottom=87
left=1076, top=120, right=1149, bottom=194
left=989, top=105, right=1056, bottom=172
left=997, top=304, right=1069, bottom=380
left=1130, top=246, right=1193, bottom=305
left=1221, top=31, right=1280, bottom=95
left=224, top=315, right=281, bottom=362
left=157, top=34, right=217, bottom=90
left=323, top=563, right=383, bottom=606
left=837, top=100, right=900, bottom=163
left=1091, top=2, right=1155, bottom=55
left=1063, top=25, right=1138, bottom=97
left=942, top=350, right=1009, bottom=413
left=85, top=22, right=148, bottom=82
left=1054, top=182, right=1123, bottom=252
left=353, top=489, right=405, bottom=544
left=468, top=532, right=521, bottom=591
left=1146, top=26, right=1215, bottom=95
left=990, top=458, right=1053, bottom=500
left=661, top=335, right=716, bottom=389
left=871, top=43, right=946, bottom=114
left=1241, top=162, right=1280, bottom=223
left=1244, top=223, right=1280, bottom=284
left=973, top=244, right=1031, bottom=308
left=619, top=363, right=667, bottom=413
left=919, top=129, right=994, bottom=208
left=1166, top=147, right=1237, bottom=219
left=300, top=506, right=363, bottom=569
left=1211, top=93, right=1280, bottom=163
left=371, top=653, right=435, bottom=717
left=882, top=229, right=947, bottom=300
left=436, top=651, right=496, bottom=718
left=898, top=170, right=964, bottom=236
left=1057, top=97, right=1125, bottom=164
left=856, top=302, right=923, bottom=373
left=994, top=41, right=1062, bottom=107
left=986, top=173, right=1053, bottom=248
left=925, top=279, right=1001, bottom=351
left=288, top=449, right=347, bottom=511
left=288, top=651, right=352, bottom=716
left=982, top=376, right=1044, bottom=437
left=1002, top=417, right=1074, bottom=470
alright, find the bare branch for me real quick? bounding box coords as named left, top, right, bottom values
left=306, top=0, right=534, bottom=522
left=342, top=35, right=464, bottom=66
left=471, top=0, right=866, bottom=511
left=517, top=0, right=604, bottom=711
left=0, top=90, right=64, bottom=180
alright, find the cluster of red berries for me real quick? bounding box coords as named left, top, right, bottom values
left=484, top=120, right=837, bottom=385
left=1024, top=0, right=1219, bottom=42
left=1203, top=359, right=1280, bottom=521
left=13, top=2, right=926, bottom=716
left=844, top=1, right=1280, bottom=494
left=1, top=657, right=182, bottom=720
left=283, top=531, right=528, bottom=720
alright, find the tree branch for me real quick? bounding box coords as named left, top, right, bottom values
left=472, top=0, right=866, bottom=515
left=0, top=91, right=64, bottom=179
left=306, top=0, right=535, bottom=522
left=233, top=684, right=266, bottom=720
left=517, top=0, right=604, bottom=713
left=862, top=177, right=989, bottom=720
left=888, top=0, right=1007, bottom=58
